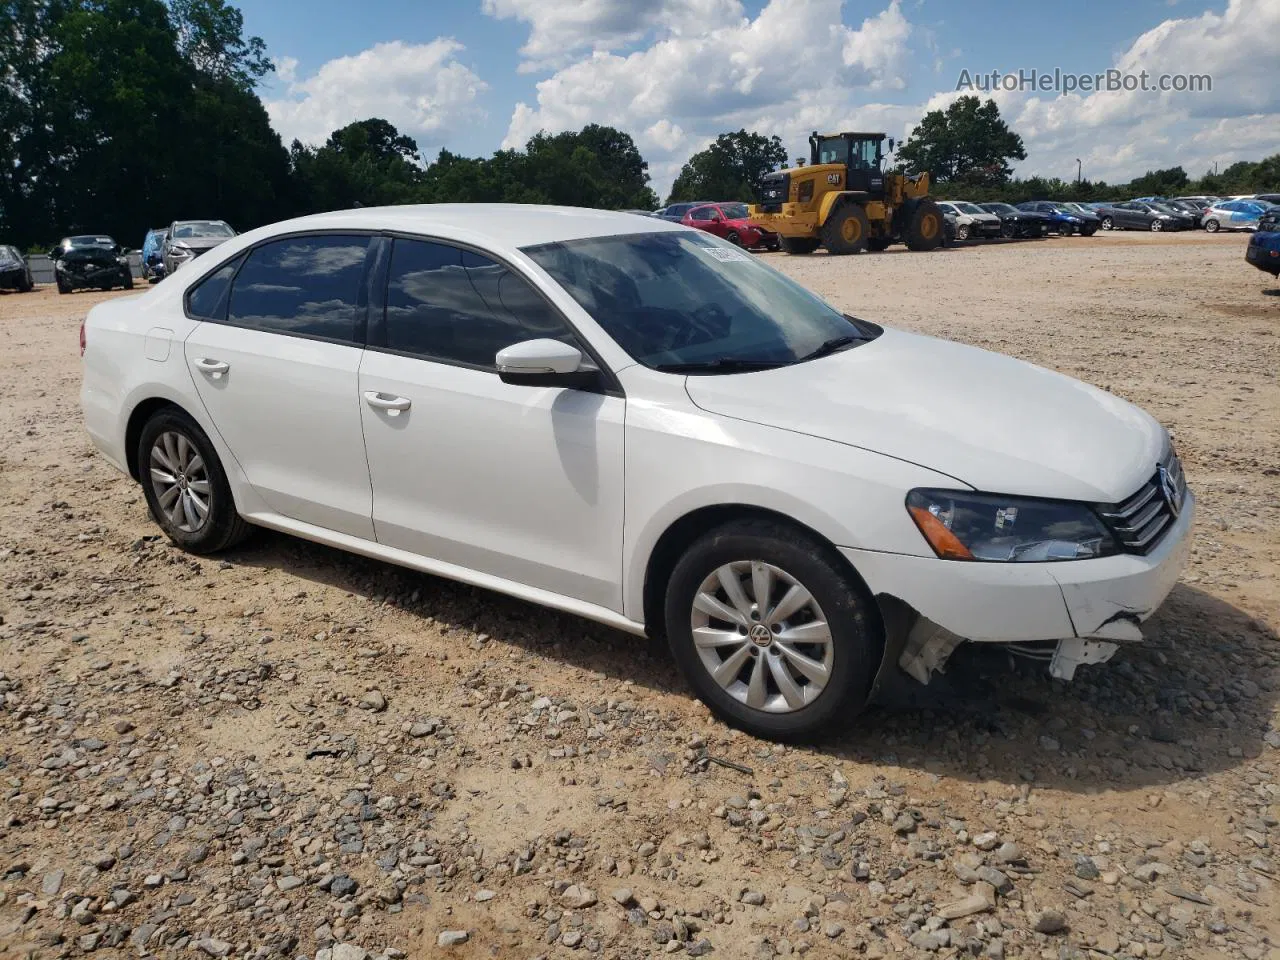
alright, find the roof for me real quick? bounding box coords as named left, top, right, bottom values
left=247, top=204, right=683, bottom=252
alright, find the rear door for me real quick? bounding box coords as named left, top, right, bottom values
left=183, top=234, right=377, bottom=539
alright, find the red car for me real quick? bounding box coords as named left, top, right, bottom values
left=680, top=202, right=779, bottom=250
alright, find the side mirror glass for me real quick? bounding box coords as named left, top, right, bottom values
left=496, top=338, right=598, bottom=389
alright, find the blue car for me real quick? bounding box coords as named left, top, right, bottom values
left=1202, top=199, right=1272, bottom=233
left=1017, top=200, right=1100, bottom=236
left=1247, top=208, right=1280, bottom=278
left=141, top=227, right=167, bottom=282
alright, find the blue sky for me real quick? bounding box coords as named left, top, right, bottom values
left=237, top=0, right=1280, bottom=198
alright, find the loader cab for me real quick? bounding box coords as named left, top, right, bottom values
left=809, top=132, right=888, bottom=198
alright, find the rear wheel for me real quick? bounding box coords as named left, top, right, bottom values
left=1150, top=220, right=1163, bottom=232
left=904, top=199, right=944, bottom=251
left=664, top=519, right=881, bottom=741
left=138, top=409, right=251, bottom=554
left=1100, top=216, right=1114, bottom=231
left=821, top=204, right=870, bottom=255
left=1204, top=218, right=1219, bottom=233
left=779, top=236, right=821, bottom=255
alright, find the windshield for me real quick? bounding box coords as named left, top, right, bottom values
left=984, top=203, right=1016, bottom=214
left=720, top=203, right=750, bottom=219
left=174, top=221, right=234, bottom=238
left=524, top=231, right=873, bottom=371
left=955, top=202, right=987, bottom=215
left=70, top=236, right=115, bottom=247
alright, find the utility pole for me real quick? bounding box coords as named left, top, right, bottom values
left=1075, top=158, right=1081, bottom=184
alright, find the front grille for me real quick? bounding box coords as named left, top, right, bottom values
left=1098, top=449, right=1187, bottom=555
left=758, top=172, right=789, bottom=206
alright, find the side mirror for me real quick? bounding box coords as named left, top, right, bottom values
left=496, top=338, right=599, bottom=389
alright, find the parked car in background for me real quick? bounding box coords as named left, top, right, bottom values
left=1017, top=201, right=1100, bottom=236
left=978, top=202, right=1050, bottom=238
left=141, top=228, right=167, bottom=283
left=1201, top=199, right=1272, bottom=233
left=1158, top=200, right=1204, bottom=226
left=936, top=202, right=1002, bottom=240
left=682, top=202, right=779, bottom=250
left=80, top=204, right=1194, bottom=740
left=1095, top=201, right=1191, bottom=232
left=0, top=245, right=35, bottom=292
left=1253, top=194, right=1280, bottom=206
left=49, top=235, right=133, bottom=293
left=163, top=220, right=236, bottom=275
left=620, top=210, right=654, bottom=217
left=1247, top=207, right=1280, bottom=277
left=654, top=202, right=712, bottom=222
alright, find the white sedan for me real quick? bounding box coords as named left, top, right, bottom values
left=81, top=205, right=1194, bottom=740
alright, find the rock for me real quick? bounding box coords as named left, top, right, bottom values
left=41, top=869, right=64, bottom=895
left=359, top=690, right=387, bottom=712
left=332, top=946, right=369, bottom=960
left=611, top=887, right=635, bottom=906
left=1032, top=909, right=1066, bottom=934
left=822, top=922, right=844, bottom=939
left=437, top=931, right=469, bottom=947
left=936, top=893, right=992, bottom=920
left=409, top=721, right=436, bottom=737
left=277, top=875, right=304, bottom=892
left=475, top=888, right=496, bottom=902
left=892, top=813, right=917, bottom=835
left=1074, top=855, right=1100, bottom=880
left=976, top=866, right=1013, bottom=894
left=196, top=939, right=233, bottom=958
left=1096, top=931, right=1121, bottom=954
left=687, top=939, right=714, bottom=956
left=972, top=832, right=1000, bottom=851
left=561, top=931, right=583, bottom=948
left=740, top=890, right=766, bottom=906
left=909, top=930, right=945, bottom=951
left=995, top=842, right=1021, bottom=863
left=70, top=901, right=95, bottom=925
left=560, top=884, right=597, bottom=908
left=330, top=875, right=359, bottom=897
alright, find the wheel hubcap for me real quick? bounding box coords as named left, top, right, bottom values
left=149, top=431, right=211, bottom=534
left=690, top=561, right=834, bottom=714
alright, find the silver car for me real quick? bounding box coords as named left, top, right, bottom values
left=937, top=201, right=1003, bottom=240
left=1200, top=200, right=1274, bottom=233
left=163, top=220, right=237, bottom=274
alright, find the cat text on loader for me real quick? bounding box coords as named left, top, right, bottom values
left=749, top=131, right=944, bottom=255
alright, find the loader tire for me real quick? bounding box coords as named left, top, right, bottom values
left=904, top=199, right=945, bottom=251
left=821, top=204, right=870, bottom=255
left=779, top=237, right=821, bottom=255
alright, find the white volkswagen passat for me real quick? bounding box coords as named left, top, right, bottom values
left=80, top=205, right=1194, bottom=740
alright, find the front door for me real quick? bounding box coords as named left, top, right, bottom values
left=358, top=236, right=625, bottom=610
left=183, top=234, right=375, bottom=539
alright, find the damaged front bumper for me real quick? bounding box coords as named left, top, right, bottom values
left=845, top=490, right=1196, bottom=684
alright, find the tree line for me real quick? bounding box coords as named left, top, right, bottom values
left=3, top=3, right=1277, bottom=252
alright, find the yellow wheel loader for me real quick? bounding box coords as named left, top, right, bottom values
left=749, top=132, right=944, bottom=255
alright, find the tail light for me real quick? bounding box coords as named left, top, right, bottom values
left=79, top=319, right=86, bottom=357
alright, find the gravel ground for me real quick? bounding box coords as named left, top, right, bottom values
left=1, top=231, right=1277, bottom=960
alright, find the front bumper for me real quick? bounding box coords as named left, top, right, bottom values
left=843, top=490, right=1195, bottom=649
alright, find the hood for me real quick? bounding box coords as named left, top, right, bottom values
left=724, top=218, right=762, bottom=229
left=683, top=327, right=1165, bottom=503
left=171, top=235, right=230, bottom=251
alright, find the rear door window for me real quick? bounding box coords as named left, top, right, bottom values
left=224, top=235, right=371, bottom=343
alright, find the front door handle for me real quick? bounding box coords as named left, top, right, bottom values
left=364, top=391, right=412, bottom=415
left=193, top=358, right=230, bottom=379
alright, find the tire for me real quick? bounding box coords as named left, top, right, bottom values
left=1204, top=218, right=1219, bottom=233
left=664, top=518, right=881, bottom=741
left=1000, top=222, right=1015, bottom=239
left=1101, top=216, right=1114, bottom=231
left=779, top=236, right=821, bottom=255
left=1081, top=226, right=1097, bottom=237
left=904, top=199, right=944, bottom=251
left=120, top=270, right=134, bottom=289
left=956, top=224, right=970, bottom=241
left=18, top=273, right=33, bottom=292
left=1150, top=220, right=1163, bottom=232
left=725, top=231, right=741, bottom=247
left=56, top=275, right=71, bottom=294
left=138, top=408, right=251, bottom=555
left=821, top=204, right=870, bottom=255
left=867, top=237, right=892, bottom=252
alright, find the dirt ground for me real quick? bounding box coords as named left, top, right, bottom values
left=1, top=230, right=1278, bottom=960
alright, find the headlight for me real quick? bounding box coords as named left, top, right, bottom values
left=116, top=255, right=129, bottom=264
left=906, top=489, right=1117, bottom=562
left=170, top=245, right=192, bottom=257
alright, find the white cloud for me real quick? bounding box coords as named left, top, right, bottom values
left=501, top=0, right=914, bottom=195
left=481, top=0, right=743, bottom=72
left=265, top=40, right=487, bottom=151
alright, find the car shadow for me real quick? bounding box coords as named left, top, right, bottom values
left=227, top=531, right=1276, bottom=794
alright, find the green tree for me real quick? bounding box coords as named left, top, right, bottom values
left=168, top=0, right=272, bottom=90
left=291, top=118, right=425, bottom=212
left=897, top=96, right=1026, bottom=185
left=666, top=130, right=788, bottom=204
left=523, top=125, right=659, bottom=209
left=1126, top=166, right=1189, bottom=197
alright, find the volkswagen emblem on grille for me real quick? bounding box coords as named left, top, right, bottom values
left=1158, top=464, right=1182, bottom=517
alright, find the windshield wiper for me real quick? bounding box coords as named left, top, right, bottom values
left=796, top=334, right=864, bottom=362
left=653, top=358, right=789, bottom=373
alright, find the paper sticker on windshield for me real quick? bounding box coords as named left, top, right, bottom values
left=705, top=246, right=751, bottom=263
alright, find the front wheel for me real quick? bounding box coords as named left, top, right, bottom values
left=1204, top=218, right=1219, bottom=233
left=725, top=231, right=741, bottom=247
left=779, top=236, right=821, bottom=255
left=138, top=409, right=251, bottom=554
left=120, top=270, right=134, bottom=289
left=822, top=204, right=870, bottom=255
left=956, top=224, right=970, bottom=241
left=904, top=199, right=944, bottom=251
left=664, top=519, right=881, bottom=741
left=1150, top=220, right=1163, bottom=232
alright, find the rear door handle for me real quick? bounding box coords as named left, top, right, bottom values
left=364, top=391, right=412, bottom=415
left=193, top=358, right=229, bottom=379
